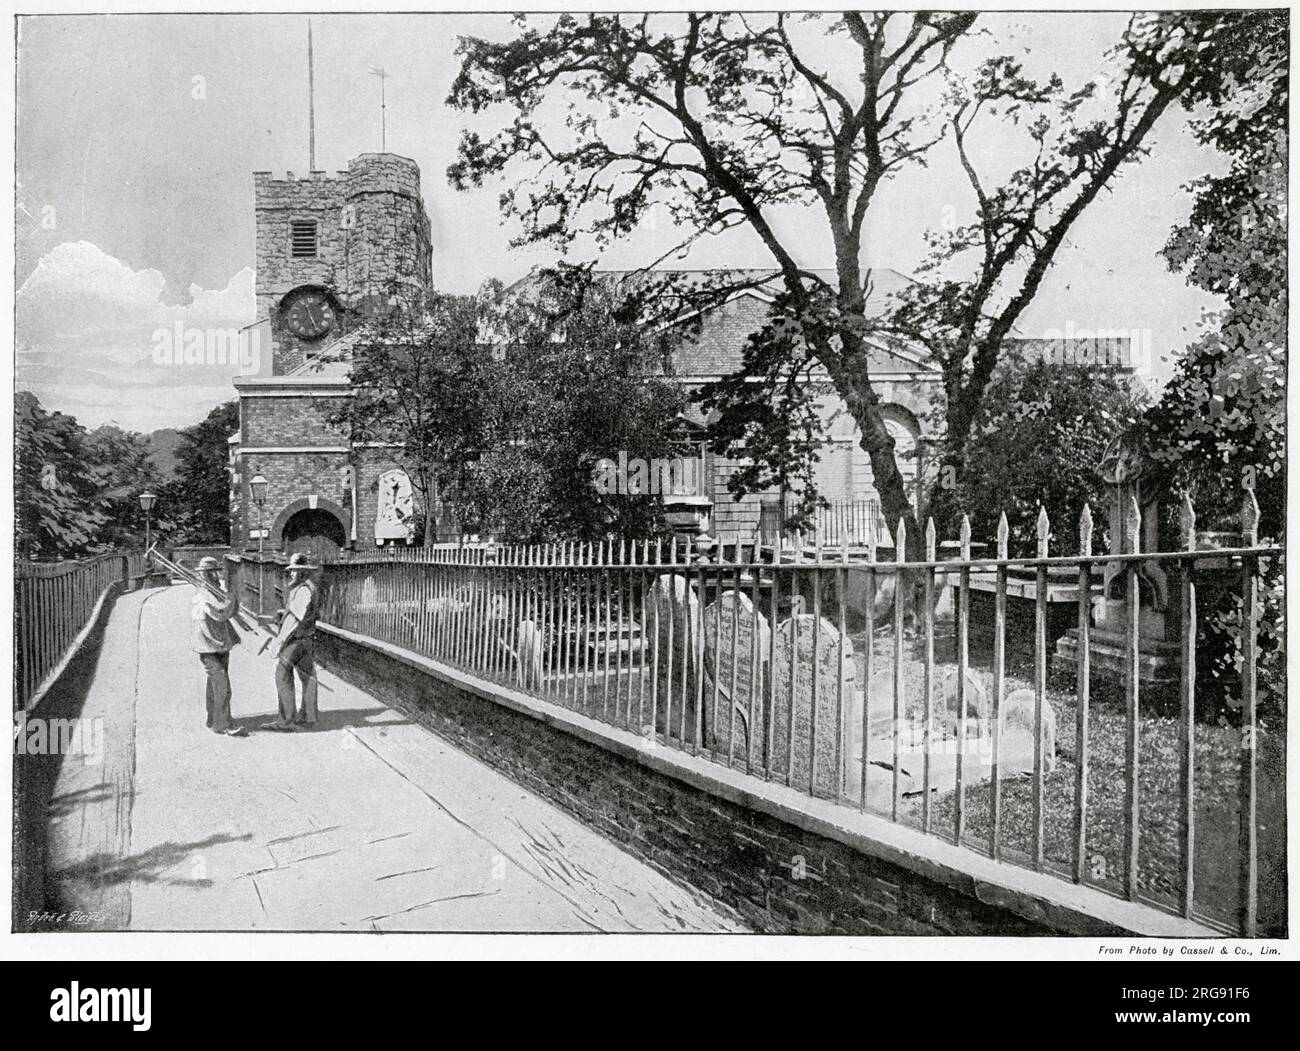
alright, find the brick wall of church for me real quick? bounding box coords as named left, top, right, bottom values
left=237, top=451, right=352, bottom=547
left=241, top=393, right=347, bottom=448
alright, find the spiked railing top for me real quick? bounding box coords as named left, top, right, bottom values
left=1036, top=505, right=1050, bottom=558
left=1079, top=502, right=1093, bottom=556
left=997, top=511, right=1009, bottom=560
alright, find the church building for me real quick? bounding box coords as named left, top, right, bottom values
left=230, top=151, right=1134, bottom=558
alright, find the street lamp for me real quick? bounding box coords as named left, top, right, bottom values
left=138, top=490, right=157, bottom=555
left=250, top=473, right=268, bottom=617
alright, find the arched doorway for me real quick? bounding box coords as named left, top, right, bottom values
left=282, top=508, right=347, bottom=563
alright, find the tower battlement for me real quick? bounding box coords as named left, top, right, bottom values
left=253, top=151, right=433, bottom=374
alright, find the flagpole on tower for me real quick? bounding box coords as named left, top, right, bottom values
left=307, top=20, right=316, bottom=171
left=370, top=67, right=390, bottom=151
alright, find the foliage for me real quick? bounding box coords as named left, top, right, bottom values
left=84, top=424, right=169, bottom=550
left=1136, top=10, right=1286, bottom=725
left=15, top=391, right=110, bottom=559
left=446, top=12, right=1228, bottom=552
left=14, top=391, right=172, bottom=559
left=159, top=399, right=240, bottom=545
left=328, top=269, right=686, bottom=544
left=950, top=358, right=1145, bottom=554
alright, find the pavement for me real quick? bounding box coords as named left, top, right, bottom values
left=43, top=585, right=741, bottom=933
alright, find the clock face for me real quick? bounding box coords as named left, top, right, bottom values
left=281, top=291, right=337, bottom=342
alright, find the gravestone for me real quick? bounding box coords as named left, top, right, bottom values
left=702, top=590, right=770, bottom=766
left=360, top=575, right=378, bottom=609
left=939, top=668, right=991, bottom=738
left=515, top=619, right=544, bottom=690
left=770, top=614, right=857, bottom=799
left=644, top=574, right=709, bottom=744
left=996, top=688, right=1057, bottom=776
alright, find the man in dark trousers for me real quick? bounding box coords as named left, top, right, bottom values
left=263, top=552, right=320, bottom=731
left=191, top=557, right=247, bottom=737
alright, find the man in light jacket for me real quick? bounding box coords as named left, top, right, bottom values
left=263, top=552, right=320, bottom=731
left=191, top=556, right=247, bottom=737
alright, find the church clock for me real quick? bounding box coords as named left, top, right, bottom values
left=280, top=289, right=337, bottom=342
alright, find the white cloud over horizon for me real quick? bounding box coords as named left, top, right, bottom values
left=16, top=240, right=256, bottom=432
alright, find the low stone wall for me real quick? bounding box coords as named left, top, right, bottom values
left=12, top=580, right=124, bottom=931
left=316, top=625, right=1215, bottom=937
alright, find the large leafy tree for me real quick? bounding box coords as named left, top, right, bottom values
left=15, top=391, right=109, bottom=559
left=327, top=271, right=685, bottom=543
left=447, top=12, right=1226, bottom=552
left=324, top=287, right=497, bottom=543
left=461, top=271, right=686, bottom=541
left=85, top=424, right=170, bottom=550
left=159, top=399, right=240, bottom=545
left=1136, top=10, right=1286, bottom=722
left=1142, top=10, right=1286, bottom=536
left=953, top=358, right=1145, bottom=555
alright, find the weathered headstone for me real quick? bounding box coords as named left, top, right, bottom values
left=360, top=575, right=378, bottom=609
left=644, top=574, right=709, bottom=744
left=702, top=590, right=770, bottom=765
left=939, top=668, right=991, bottom=738
left=996, top=688, right=1057, bottom=776
left=515, top=619, right=544, bottom=690
left=770, top=614, right=857, bottom=799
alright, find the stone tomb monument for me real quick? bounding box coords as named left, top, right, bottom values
left=1055, top=435, right=1180, bottom=687
left=863, top=668, right=1057, bottom=799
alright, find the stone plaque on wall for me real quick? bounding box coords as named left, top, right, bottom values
left=374, top=468, right=415, bottom=543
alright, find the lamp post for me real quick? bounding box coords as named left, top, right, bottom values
left=138, top=490, right=157, bottom=557
left=250, top=473, right=268, bottom=617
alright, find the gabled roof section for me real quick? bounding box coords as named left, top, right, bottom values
left=624, top=268, right=939, bottom=379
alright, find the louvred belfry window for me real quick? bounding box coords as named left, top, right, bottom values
left=290, top=220, right=318, bottom=258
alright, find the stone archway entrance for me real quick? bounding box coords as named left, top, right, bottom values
left=282, top=508, right=347, bottom=563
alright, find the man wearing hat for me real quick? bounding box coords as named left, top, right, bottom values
left=191, top=557, right=247, bottom=737
left=263, top=552, right=320, bottom=731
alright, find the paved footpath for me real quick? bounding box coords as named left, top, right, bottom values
left=45, top=585, right=741, bottom=933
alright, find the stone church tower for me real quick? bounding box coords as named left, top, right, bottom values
left=231, top=153, right=433, bottom=558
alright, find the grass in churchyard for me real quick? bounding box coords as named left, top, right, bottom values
left=853, top=630, right=1246, bottom=928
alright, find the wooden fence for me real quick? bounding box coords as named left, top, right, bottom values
left=315, top=492, right=1283, bottom=936
left=13, top=553, right=140, bottom=709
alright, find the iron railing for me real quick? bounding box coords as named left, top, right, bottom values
left=316, top=494, right=1282, bottom=936
left=13, top=553, right=137, bottom=709
left=762, top=497, right=890, bottom=547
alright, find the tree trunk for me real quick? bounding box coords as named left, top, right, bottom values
left=421, top=473, right=436, bottom=544
left=844, top=386, right=923, bottom=561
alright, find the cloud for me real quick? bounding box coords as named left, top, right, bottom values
left=16, top=241, right=256, bottom=430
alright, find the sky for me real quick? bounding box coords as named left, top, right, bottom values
left=15, top=11, right=1227, bottom=433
